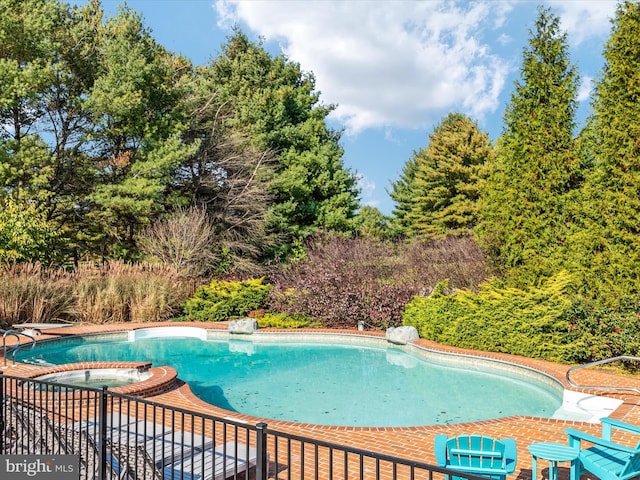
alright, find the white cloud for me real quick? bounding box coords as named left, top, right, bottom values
left=577, top=75, right=594, bottom=103
left=355, top=174, right=378, bottom=208
left=489, top=2, right=514, bottom=29
left=496, top=33, right=512, bottom=46
left=215, top=0, right=510, bottom=135
left=548, top=1, right=617, bottom=45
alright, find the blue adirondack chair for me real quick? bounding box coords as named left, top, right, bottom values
left=434, top=434, right=518, bottom=480
left=565, top=417, right=640, bottom=480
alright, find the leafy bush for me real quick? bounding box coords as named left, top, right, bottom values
left=402, top=271, right=580, bottom=362
left=0, top=199, right=62, bottom=265
left=268, top=233, right=492, bottom=329
left=257, top=312, right=321, bottom=329
left=563, top=297, right=640, bottom=365
left=184, top=278, right=271, bottom=321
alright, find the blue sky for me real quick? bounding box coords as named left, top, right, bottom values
left=98, top=0, right=618, bottom=215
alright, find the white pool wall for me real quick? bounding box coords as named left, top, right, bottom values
left=36, top=368, right=152, bottom=384
left=128, top=326, right=208, bottom=341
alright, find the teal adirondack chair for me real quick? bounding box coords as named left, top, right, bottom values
left=434, top=434, right=518, bottom=480
left=565, top=417, right=640, bottom=480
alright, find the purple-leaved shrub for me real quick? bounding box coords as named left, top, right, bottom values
left=267, top=233, right=491, bottom=329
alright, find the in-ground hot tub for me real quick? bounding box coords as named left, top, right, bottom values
left=21, top=362, right=177, bottom=398
left=36, top=367, right=153, bottom=388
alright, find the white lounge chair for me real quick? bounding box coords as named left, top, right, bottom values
left=165, top=441, right=258, bottom=480
left=81, top=416, right=259, bottom=480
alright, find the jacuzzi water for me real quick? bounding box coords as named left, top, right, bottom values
left=35, top=368, right=152, bottom=389
left=17, top=332, right=564, bottom=427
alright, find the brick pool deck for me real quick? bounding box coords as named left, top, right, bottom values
left=3, top=321, right=640, bottom=480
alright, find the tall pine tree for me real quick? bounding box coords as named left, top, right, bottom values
left=202, top=32, right=360, bottom=258
left=407, top=113, right=492, bottom=238
left=569, top=1, right=640, bottom=303
left=477, top=7, right=579, bottom=285
left=86, top=7, right=197, bottom=260
left=389, top=156, right=419, bottom=237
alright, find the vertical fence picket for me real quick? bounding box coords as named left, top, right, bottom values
left=0, top=371, right=4, bottom=454
left=98, top=386, right=108, bottom=480
left=256, top=422, right=268, bottom=480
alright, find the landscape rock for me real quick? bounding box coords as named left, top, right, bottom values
left=385, top=326, right=419, bottom=345
left=229, top=318, right=258, bottom=334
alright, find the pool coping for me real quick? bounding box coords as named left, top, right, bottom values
left=3, top=321, right=640, bottom=480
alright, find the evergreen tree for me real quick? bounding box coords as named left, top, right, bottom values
left=85, top=7, right=197, bottom=259
left=202, top=32, right=360, bottom=257
left=0, top=0, right=60, bottom=147
left=477, top=7, right=579, bottom=284
left=0, top=6, right=360, bottom=265
left=407, top=113, right=492, bottom=238
left=353, top=206, right=392, bottom=240
left=389, top=156, right=419, bottom=237
left=0, top=1, right=198, bottom=262
left=0, top=0, right=103, bottom=261
left=569, top=1, right=640, bottom=302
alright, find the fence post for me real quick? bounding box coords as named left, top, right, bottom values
left=98, top=386, right=108, bottom=480
left=256, top=422, right=268, bottom=480
left=0, top=371, right=4, bottom=454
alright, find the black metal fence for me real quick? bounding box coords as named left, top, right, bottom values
left=0, top=373, right=471, bottom=480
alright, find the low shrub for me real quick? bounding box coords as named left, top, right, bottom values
left=257, top=312, right=321, bottom=329
left=402, top=271, right=580, bottom=363
left=184, top=278, right=271, bottom=321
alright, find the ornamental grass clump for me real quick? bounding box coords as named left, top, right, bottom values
left=0, top=262, right=188, bottom=326
left=73, top=262, right=191, bottom=324
left=0, top=263, right=75, bottom=328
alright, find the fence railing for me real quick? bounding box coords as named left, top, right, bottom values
left=0, top=373, right=480, bottom=480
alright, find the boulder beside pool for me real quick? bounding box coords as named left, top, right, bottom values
left=229, top=318, right=258, bottom=334
left=386, top=326, right=419, bottom=345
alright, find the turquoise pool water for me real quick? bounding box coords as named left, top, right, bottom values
left=16, top=333, right=563, bottom=427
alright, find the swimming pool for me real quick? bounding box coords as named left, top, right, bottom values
left=16, top=329, right=565, bottom=427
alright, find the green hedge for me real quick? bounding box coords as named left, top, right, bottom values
left=402, top=271, right=580, bottom=363
left=257, top=312, right=321, bottom=329
left=184, top=278, right=271, bottom=321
